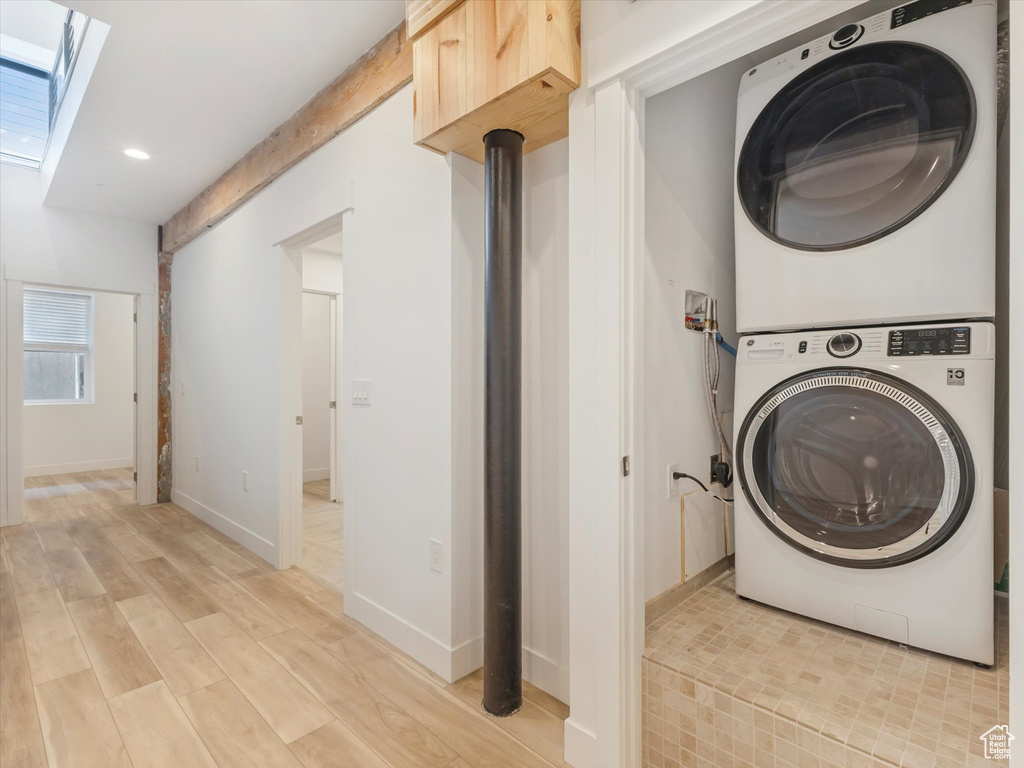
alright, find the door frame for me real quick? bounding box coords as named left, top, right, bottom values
left=1, top=265, right=157, bottom=526
left=566, top=2, right=895, bottom=765
left=277, top=211, right=348, bottom=571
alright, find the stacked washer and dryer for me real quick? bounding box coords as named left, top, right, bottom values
left=730, top=0, right=996, bottom=664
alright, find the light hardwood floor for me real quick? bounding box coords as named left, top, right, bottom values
left=299, top=479, right=343, bottom=591
left=2, top=470, right=568, bottom=768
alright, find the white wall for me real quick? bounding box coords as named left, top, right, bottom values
left=23, top=290, right=136, bottom=476
left=0, top=163, right=158, bottom=523
left=1007, top=0, right=1023, bottom=754
left=450, top=140, right=571, bottom=702
left=642, top=61, right=744, bottom=601
left=171, top=86, right=459, bottom=675
left=301, top=292, right=331, bottom=482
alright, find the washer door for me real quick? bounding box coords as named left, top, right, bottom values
left=737, top=42, right=975, bottom=251
left=738, top=369, right=973, bottom=568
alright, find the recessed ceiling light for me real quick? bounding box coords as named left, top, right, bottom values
left=124, top=148, right=150, bottom=160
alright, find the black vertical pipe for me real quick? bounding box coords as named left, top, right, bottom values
left=482, top=128, right=524, bottom=718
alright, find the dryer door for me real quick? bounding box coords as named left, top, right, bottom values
left=738, top=369, right=973, bottom=568
left=737, top=42, right=975, bottom=251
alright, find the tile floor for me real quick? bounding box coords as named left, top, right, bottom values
left=643, top=571, right=1009, bottom=768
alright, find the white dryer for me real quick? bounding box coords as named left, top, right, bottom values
left=734, top=0, right=996, bottom=333
left=733, top=322, right=994, bottom=664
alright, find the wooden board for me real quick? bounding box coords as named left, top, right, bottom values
left=288, top=719, right=390, bottom=768
left=0, top=571, right=21, bottom=643
left=67, top=594, right=162, bottom=698
left=186, top=566, right=292, bottom=641
left=186, top=612, right=334, bottom=744
left=134, top=556, right=220, bottom=622
left=239, top=572, right=353, bottom=646
left=34, top=670, right=133, bottom=768
left=407, top=0, right=464, bottom=41
left=107, top=681, right=219, bottom=768
left=0, top=638, right=47, bottom=768
left=44, top=548, right=106, bottom=603
left=160, top=21, right=412, bottom=254
left=179, top=679, right=305, bottom=768
left=260, top=629, right=456, bottom=768
left=16, top=587, right=91, bottom=685
left=117, top=593, right=225, bottom=697
left=416, top=70, right=572, bottom=163
left=411, top=0, right=580, bottom=161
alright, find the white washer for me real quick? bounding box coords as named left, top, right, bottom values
left=734, top=0, right=996, bottom=333
left=733, top=322, right=994, bottom=664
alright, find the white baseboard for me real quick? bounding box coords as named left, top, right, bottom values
left=523, top=646, right=570, bottom=705
left=302, top=467, right=330, bottom=482
left=450, top=635, right=482, bottom=682
left=24, top=457, right=133, bottom=478
left=170, top=488, right=277, bottom=565
left=346, top=589, right=457, bottom=681
left=447, top=634, right=568, bottom=705
left=563, top=718, right=599, bottom=768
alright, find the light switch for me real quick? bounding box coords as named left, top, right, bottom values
left=352, top=379, right=371, bottom=406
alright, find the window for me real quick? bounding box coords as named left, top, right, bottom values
left=0, top=58, right=50, bottom=167
left=23, top=288, right=93, bottom=404
left=0, top=5, right=89, bottom=168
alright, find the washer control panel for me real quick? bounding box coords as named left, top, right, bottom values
left=888, top=327, right=970, bottom=356
left=738, top=324, right=992, bottom=364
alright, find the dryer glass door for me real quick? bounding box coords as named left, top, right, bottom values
left=737, top=42, right=975, bottom=251
left=738, top=369, right=973, bottom=568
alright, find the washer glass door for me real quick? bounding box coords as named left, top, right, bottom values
left=739, top=369, right=972, bottom=567
left=737, top=42, right=975, bottom=250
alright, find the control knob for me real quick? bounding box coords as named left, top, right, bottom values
left=829, top=23, right=864, bottom=49
left=827, top=332, right=862, bottom=358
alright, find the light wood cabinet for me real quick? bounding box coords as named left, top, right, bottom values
left=408, top=0, right=580, bottom=162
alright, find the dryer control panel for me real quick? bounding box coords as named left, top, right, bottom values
left=888, top=327, right=970, bottom=356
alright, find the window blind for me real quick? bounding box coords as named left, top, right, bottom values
left=23, top=289, right=92, bottom=348
left=0, top=58, right=50, bottom=167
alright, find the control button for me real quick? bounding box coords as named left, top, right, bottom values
left=827, top=332, right=862, bottom=358
left=829, top=23, right=864, bottom=49
left=801, top=48, right=810, bottom=60
left=798, top=341, right=808, bottom=353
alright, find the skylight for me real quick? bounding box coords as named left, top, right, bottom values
left=0, top=1, right=88, bottom=168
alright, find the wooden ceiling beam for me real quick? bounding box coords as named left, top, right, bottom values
left=161, top=21, right=412, bottom=254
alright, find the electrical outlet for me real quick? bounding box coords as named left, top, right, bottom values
left=242, top=471, right=248, bottom=491
left=429, top=539, right=443, bottom=573
left=667, top=463, right=680, bottom=499
left=710, top=454, right=733, bottom=488
left=195, top=456, right=200, bottom=472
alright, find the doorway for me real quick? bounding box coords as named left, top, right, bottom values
left=300, top=286, right=343, bottom=589
left=2, top=267, right=157, bottom=526
left=22, top=286, right=139, bottom=508
left=277, top=216, right=345, bottom=584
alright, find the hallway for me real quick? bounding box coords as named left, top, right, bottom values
left=2, top=473, right=567, bottom=768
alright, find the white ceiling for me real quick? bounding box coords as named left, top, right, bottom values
left=306, top=230, right=342, bottom=256
left=44, top=0, right=405, bottom=224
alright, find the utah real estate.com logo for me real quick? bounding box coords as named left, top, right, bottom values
left=980, top=725, right=1014, bottom=760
